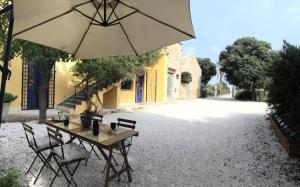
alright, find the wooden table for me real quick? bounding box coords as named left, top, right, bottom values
left=45, top=118, right=139, bottom=187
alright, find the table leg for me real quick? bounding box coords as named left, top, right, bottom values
left=97, top=146, right=117, bottom=173
left=121, top=141, right=132, bottom=182
left=104, top=147, right=113, bottom=187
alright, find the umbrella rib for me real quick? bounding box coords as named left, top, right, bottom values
left=73, top=8, right=102, bottom=24
left=108, top=10, right=138, bottom=25
left=92, top=0, right=104, bottom=22
left=13, top=0, right=93, bottom=37
left=117, top=23, right=138, bottom=56
left=118, top=1, right=195, bottom=38
left=73, top=4, right=101, bottom=57
left=107, top=2, right=138, bottom=55
left=107, top=0, right=120, bottom=22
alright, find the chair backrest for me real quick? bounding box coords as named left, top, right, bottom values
left=22, top=122, right=38, bottom=149
left=117, top=118, right=136, bottom=130
left=47, top=127, right=65, bottom=159
left=93, top=114, right=103, bottom=123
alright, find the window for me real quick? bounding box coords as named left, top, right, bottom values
left=176, top=74, right=179, bottom=79
left=121, top=80, right=133, bottom=90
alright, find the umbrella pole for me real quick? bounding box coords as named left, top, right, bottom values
left=0, top=4, right=14, bottom=126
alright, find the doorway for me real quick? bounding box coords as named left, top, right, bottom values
left=135, top=76, right=144, bottom=103
left=167, top=72, right=174, bottom=98
left=22, top=60, right=55, bottom=110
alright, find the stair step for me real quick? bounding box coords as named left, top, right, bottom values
left=59, top=102, right=76, bottom=109
left=66, top=99, right=82, bottom=105
left=71, top=95, right=86, bottom=101
left=55, top=106, right=73, bottom=113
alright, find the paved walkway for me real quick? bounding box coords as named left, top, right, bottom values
left=0, top=97, right=299, bottom=186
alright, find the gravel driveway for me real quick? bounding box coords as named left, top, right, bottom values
left=0, top=97, right=299, bottom=186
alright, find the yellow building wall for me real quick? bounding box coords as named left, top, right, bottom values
left=144, top=54, right=168, bottom=103
left=54, top=61, right=77, bottom=105
left=4, top=57, right=23, bottom=108
left=103, top=87, right=119, bottom=109
left=5, top=53, right=167, bottom=110
left=119, top=53, right=168, bottom=105
left=119, top=78, right=136, bottom=104
left=3, top=57, right=77, bottom=109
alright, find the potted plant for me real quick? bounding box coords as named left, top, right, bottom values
left=80, top=109, right=94, bottom=128
left=2, top=93, right=17, bottom=117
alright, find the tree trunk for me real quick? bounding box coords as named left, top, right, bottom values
left=38, top=85, right=48, bottom=123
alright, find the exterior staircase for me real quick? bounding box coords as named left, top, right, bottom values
left=55, top=81, right=116, bottom=114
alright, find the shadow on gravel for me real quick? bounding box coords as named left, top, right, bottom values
left=0, top=110, right=299, bottom=187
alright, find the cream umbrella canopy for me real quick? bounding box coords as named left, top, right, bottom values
left=12, top=0, right=195, bottom=59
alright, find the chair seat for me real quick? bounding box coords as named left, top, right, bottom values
left=30, top=135, right=59, bottom=151
left=113, top=139, right=132, bottom=150
left=53, top=143, right=90, bottom=163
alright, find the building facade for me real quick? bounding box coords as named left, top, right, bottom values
left=166, top=44, right=202, bottom=100
left=4, top=44, right=200, bottom=114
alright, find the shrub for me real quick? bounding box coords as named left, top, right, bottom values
left=0, top=168, right=21, bottom=187
left=235, top=89, right=252, bottom=100
left=256, top=89, right=268, bottom=102
left=216, top=82, right=230, bottom=96
left=3, top=93, right=17, bottom=103
left=268, top=41, right=300, bottom=132
left=201, top=84, right=214, bottom=98
left=181, top=72, right=192, bottom=84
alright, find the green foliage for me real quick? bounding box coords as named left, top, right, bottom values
left=181, top=72, right=192, bottom=84
left=0, top=167, right=21, bottom=187
left=3, top=92, right=17, bottom=103
left=1, top=1, right=70, bottom=122
left=1, top=1, right=22, bottom=62
left=268, top=41, right=300, bottom=132
left=235, top=89, right=252, bottom=101
left=197, top=58, right=217, bottom=85
left=72, top=51, right=160, bottom=112
left=201, top=84, right=214, bottom=98
left=256, top=89, right=268, bottom=102
left=219, top=37, right=273, bottom=100
left=216, top=82, right=230, bottom=96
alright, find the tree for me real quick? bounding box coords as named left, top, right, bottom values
left=20, top=41, right=69, bottom=123
left=219, top=37, right=273, bottom=100
left=268, top=41, right=300, bottom=133
left=1, top=1, right=70, bottom=123
left=0, top=0, right=21, bottom=62
left=197, top=58, right=216, bottom=98
left=181, top=72, right=192, bottom=84
left=197, top=58, right=216, bottom=85
left=72, top=51, right=160, bottom=113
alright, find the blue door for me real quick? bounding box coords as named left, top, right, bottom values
left=135, top=76, right=144, bottom=103
left=27, top=61, right=40, bottom=109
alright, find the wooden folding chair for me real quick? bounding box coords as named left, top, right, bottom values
left=47, top=128, right=90, bottom=187
left=22, top=123, right=58, bottom=184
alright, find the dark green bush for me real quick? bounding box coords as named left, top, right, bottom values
left=201, top=84, right=214, bottom=98
left=181, top=72, right=192, bottom=84
left=256, top=89, right=268, bottom=102
left=268, top=41, right=300, bottom=132
left=0, top=168, right=21, bottom=187
left=3, top=93, right=17, bottom=103
left=235, top=89, right=252, bottom=100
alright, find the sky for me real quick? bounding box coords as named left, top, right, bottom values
left=182, top=0, right=300, bottom=83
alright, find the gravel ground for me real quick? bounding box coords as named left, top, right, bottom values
left=0, top=97, right=299, bottom=187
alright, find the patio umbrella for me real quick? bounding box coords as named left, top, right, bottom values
left=12, top=0, right=195, bottom=59
left=0, top=0, right=195, bottom=124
